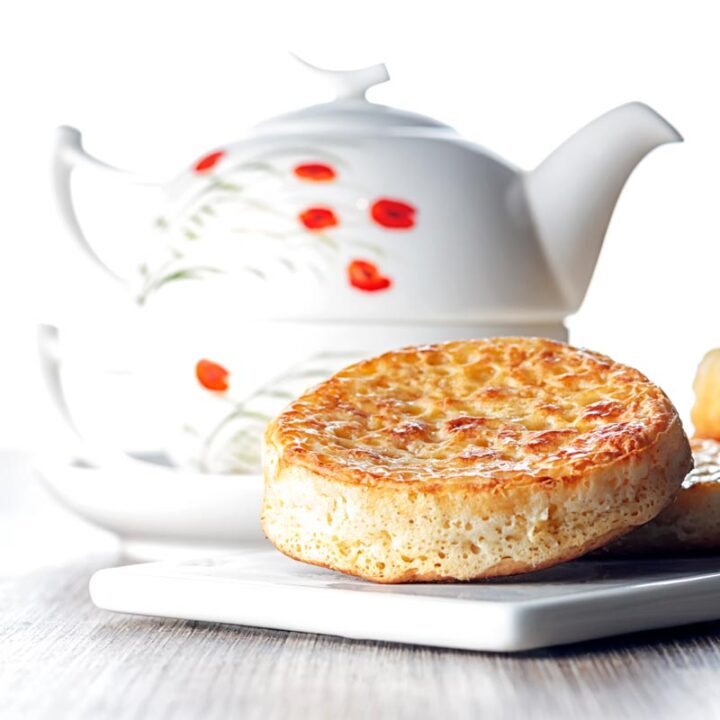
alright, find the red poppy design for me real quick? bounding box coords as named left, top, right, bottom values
left=294, top=163, right=336, bottom=182
left=194, top=150, right=225, bottom=173
left=370, top=198, right=416, bottom=229
left=299, top=207, right=338, bottom=230
left=196, top=359, right=230, bottom=392
left=347, top=259, right=392, bottom=292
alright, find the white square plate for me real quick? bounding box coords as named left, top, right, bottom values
left=89, top=546, right=720, bottom=652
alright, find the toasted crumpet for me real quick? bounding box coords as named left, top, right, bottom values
left=262, top=338, right=692, bottom=583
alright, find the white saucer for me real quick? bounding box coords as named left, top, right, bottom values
left=34, top=452, right=266, bottom=560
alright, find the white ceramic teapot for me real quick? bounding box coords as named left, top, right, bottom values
left=51, top=57, right=682, bottom=474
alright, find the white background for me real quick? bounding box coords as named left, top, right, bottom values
left=1, top=0, right=718, bottom=450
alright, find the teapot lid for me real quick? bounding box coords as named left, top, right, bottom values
left=252, top=56, right=452, bottom=134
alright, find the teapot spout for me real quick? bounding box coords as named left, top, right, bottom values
left=524, top=102, right=682, bottom=310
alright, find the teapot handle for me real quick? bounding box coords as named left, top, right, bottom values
left=52, top=126, right=160, bottom=283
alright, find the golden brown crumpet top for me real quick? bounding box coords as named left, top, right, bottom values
left=268, top=337, right=680, bottom=489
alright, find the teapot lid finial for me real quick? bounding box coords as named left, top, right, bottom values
left=291, top=53, right=390, bottom=101
left=253, top=56, right=448, bottom=132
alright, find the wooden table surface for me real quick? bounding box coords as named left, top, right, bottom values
left=3, top=451, right=720, bottom=720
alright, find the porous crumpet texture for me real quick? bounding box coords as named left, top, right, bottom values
left=262, top=338, right=692, bottom=582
